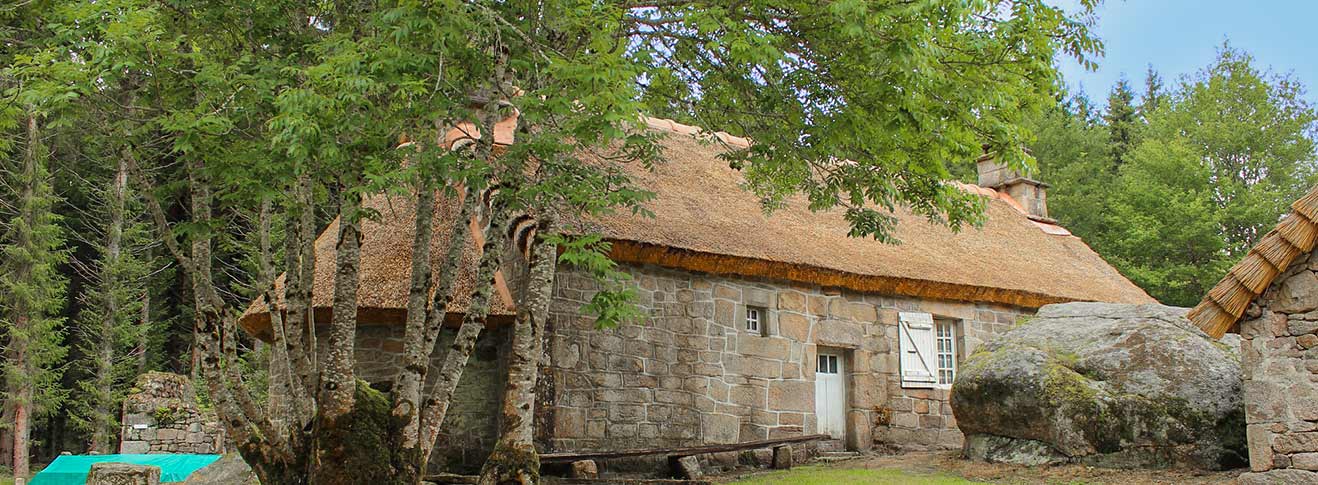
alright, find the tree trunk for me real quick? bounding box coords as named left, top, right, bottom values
left=392, top=185, right=477, bottom=483
left=13, top=384, right=29, bottom=485
left=89, top=154, right=129, bottom=453
left=419, top=201, right=511, bottom=467
left=311, top=174, right=366, bottom=484
left=478, top=218, right=558, bottom=485
left=137, top=280, right=150, bottom=374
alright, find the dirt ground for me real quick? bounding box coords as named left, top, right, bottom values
left=718, top=451, right=1245, bottom=485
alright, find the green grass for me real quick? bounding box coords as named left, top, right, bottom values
left=727, top=465, right=976, bottom=485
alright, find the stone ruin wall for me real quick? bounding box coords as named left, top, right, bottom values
left=1238, top=249, right=1318, bottom=483
left=119, top=372, right=225, bottom=454
left=539, top=262, right=1028, bottom=456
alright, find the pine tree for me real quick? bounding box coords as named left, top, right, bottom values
left=68, top=154, right=151, bottom=453
left=1104, top=79, right=1139, bottom=170
left=1141, top=65, right=1166, bottom=116
left=0, top=114, right=69, bottom=483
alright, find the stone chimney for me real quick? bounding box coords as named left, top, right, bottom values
left=976, top=153, right=1052, bottom=221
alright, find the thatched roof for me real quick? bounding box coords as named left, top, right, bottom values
left=1188, top=186, right=1318, bottom=338
left=239, top=117, right=1154, bottom=338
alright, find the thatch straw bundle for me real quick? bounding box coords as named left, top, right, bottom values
left=1189, top=186, right=1318, bottom=338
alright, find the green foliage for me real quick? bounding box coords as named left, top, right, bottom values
left=1104, top=79, right=1139, bottom=170
left=0, top=116, right=71, bottom=420
left=1141, top=65, right=1167, bottom=116
left=5, top=0, right=1101, bottom=476
left=151, top=406, right=180, bottom=426
left=1031, top=93, right=1110, bottom=248
left=1038, top=45, right=1318, bottom=306
left=67, top=170, right=156, bottom=449
left=632, top=0, right=1101, bottom=241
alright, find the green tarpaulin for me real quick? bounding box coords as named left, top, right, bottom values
left=30, top=454, right=221, bottom=485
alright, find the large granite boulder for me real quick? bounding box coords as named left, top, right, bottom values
left=951, top=302, right=1247, bottom=469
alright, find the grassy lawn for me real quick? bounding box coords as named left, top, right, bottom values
left=726, top=465, right=975, bottom=485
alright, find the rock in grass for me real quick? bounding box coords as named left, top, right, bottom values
left=951, top=302, right=1246, bottom=470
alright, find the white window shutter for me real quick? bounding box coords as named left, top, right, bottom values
left=899, top=312, right=937, bottom=388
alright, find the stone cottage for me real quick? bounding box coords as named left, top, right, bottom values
left=1189, top=186, right=1318, bottom=483
left=240, top=116, right=1154, bottom=473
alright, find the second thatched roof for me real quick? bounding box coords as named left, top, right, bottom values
left=1188, top=185, right=1318, bottom=338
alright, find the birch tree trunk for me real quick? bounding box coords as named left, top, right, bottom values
left=12, top=385, right=29, bottom=485
left=478, top=218, right=558, bottom=485
left=310, top=173, right=369, bottom=485
left=136, top=279, right=150, bottom=374
left=87, top=154, right=129, bottom=453
left=419, top=200, right=511, bottom=467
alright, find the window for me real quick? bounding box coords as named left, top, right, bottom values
left=817, top=354, right=839, bottom=374
left=935, top=320, right=957, bottom=387
left=746, top=305, right=766, bottom=334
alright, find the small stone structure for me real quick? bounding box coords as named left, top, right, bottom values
left=87, top=463, right=161, bottom=485
left=119, top=372, right=225, bottom=454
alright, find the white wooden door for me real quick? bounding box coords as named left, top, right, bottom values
left=814, top=352, right=846, bottom=439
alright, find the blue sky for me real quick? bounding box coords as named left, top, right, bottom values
left=1054, top=0, right=1318, bottom=103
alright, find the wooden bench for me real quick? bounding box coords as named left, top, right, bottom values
left=424, top=434, right=828, bottom=484
left=538, top=434, right=829, bottom=463
left=541, top=434, right=828, bottom=479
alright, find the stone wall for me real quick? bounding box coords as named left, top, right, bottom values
left=1237, top=250, right=1318, bottom=483
left=352, top=324, right=510, bottom=474
left=540, top=263, right=1029, bottom=455
left=119, top=372, right=225, bottom=454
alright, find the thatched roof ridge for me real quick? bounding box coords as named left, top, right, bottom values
left=1188, top=185, right=1318, bottom=338
left=239, top=116, right=1155, bottom=338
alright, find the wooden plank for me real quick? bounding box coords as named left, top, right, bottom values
left=539, top=434, right=830, bottom=463
left=546, top=480, right=712, bottom=485
left=423, top=473, right=478, bottom=484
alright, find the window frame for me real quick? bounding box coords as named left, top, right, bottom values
left=817, top=354, right=839, bottom=374
left=934, top=319, right=958, bottom=388
left=745, top=305, right=767, bottom=336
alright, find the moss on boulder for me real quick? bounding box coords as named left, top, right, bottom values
left=951, top=303, right=1246, bottom=470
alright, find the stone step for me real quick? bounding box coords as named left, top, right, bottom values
left=815, top=451, right=862, bottom=463
left=815, top=440, right=845, bottom=453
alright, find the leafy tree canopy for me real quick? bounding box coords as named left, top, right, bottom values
left=1036, top=45, right=1318, bottom=307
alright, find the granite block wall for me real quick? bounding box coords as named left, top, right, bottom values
left=1237, top=250, right=1318, bottom=484
left=353, top=324, right=510, bottom=474
left=540, top=262, right=1029, bottom=453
